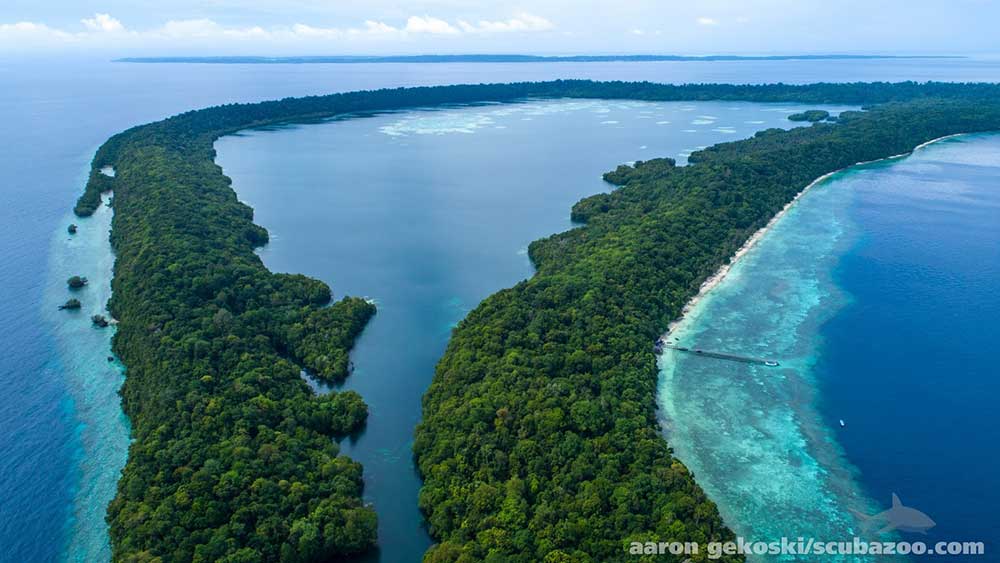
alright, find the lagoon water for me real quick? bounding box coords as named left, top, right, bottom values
left=2, top=56, right=1000, bottom=561
left=214, top=98, right=851, bottom=561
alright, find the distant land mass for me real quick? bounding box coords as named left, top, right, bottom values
left=115, top=54, right=964, bottom=64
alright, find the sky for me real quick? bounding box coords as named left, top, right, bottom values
left=0, top=0, right=996, bottom=56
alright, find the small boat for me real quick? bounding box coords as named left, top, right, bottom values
left=839, top=419, right=846, bottom=428
left=764, top=360, right=779, bottom=367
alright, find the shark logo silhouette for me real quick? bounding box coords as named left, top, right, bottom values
left=852, top=493, right=936, bottom=535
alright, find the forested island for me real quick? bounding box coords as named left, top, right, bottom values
left=77, top=80, right=1000, bottom=562
left=787, top=109, right=831, bottom=122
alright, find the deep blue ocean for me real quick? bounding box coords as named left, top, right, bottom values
left=1, top=56, right=999, bottom=562
left=819, top=137, right=1000, bottom=552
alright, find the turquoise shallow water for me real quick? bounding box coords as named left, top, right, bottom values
left=41, top=193, right=129, bottom=562
left=658, top=164, right=873, bottom=551
left=658, top=134, right=1000, bottom=560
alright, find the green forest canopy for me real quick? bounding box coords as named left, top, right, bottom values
left=787, top=109, right=831, bottom=122
left=76, top=80, right=1000, bottom=562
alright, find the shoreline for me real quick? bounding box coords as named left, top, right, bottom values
left=45, top=192, right=129, bottom=561
left=662, top=132, right=964, bottom=338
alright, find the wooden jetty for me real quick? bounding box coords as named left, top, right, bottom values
left=656, top=340, right=780, bottom=367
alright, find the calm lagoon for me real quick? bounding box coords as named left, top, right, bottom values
left=215, top=98, right=852, bottom=560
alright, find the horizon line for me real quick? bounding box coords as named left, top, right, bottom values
left=115, top=53, right=967, bottom=64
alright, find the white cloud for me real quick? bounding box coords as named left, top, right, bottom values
left=697, top=17, right=719, bottom=26
left=629, top=29, right=644, bottom=35
left=291, top=23, right=342, bottom=38
left=362, top=20, right=397, bottom=34
left=0, top=21, right=63, bottom=35
left=404, top=15, right=459, bottom=34
left=0, top=20, right=73, bottom=44
left=458, top=13, right=554, bottom=33
left=159, top=19, right=221, bottom=38
left=0, top=11, right=556, bottom=51
left=153, top=18, right=267, bottom=40
left=81, top=13, right=124, bottom=33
